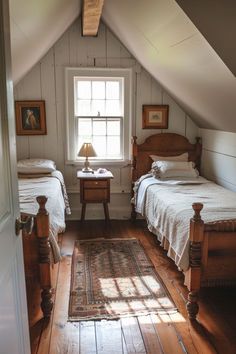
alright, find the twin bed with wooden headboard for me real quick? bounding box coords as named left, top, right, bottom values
left=18, top=159, right=70, bottom=328
left=131, top=133, right=236, bottom=320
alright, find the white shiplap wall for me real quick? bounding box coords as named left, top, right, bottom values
left=15, top=18, right=199, bottom=219
left=200, top=129, right=236, bottom=192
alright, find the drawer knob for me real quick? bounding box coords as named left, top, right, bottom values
left=95, top=182, right=98, bottom=185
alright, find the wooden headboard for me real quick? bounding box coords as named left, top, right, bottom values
left=132, top=133, right=202, bottom=182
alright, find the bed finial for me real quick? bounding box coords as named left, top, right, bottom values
left=36, top=195, right=48, bottom=215
left=192, top=203, right=203, bottom=221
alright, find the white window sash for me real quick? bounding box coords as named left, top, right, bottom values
left=76, top=116, right=123, bottom=159
left=65, top=67, right=132, bottom=163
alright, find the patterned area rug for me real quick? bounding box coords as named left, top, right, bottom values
left=68, top=238, right=176, bottom=321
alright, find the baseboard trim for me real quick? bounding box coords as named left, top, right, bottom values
left=66, top=205, right=132, bottom=220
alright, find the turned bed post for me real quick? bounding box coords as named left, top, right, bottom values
left=131, top=136, right=138, bottom=221
left=186, top=202, right=204, bottom=320
left=36, top=196, right=53, bottom=318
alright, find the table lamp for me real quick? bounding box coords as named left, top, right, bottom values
left=78, top=142, right=97, bottom=173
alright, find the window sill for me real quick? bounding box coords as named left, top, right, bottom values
left=66, top=159, right=132, bottom=168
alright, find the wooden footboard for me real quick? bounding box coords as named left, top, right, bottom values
left=22, top=196, right=54, bottom=327
left=185, top=203, right=236, bottom=320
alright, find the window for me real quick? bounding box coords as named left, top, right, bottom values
left=65, top=68, right=132, bottom=164
left=75, top=78, right=123, bottom=159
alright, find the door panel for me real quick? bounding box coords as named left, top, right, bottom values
left=1, top=264, right=21, bottom=354
left=0, top=119, right=10, bottom=219
left=0, top=0, right=30, bottom=353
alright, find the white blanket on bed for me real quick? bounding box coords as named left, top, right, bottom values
left=135, top=175, right=236, bottom=271
left=18, top=171, right=69, bottom=263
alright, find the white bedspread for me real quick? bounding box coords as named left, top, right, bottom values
left=135, top=175, right=236, bottom=271
left=18, top=171, right=69, bottom=262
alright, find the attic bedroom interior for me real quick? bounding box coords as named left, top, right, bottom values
left=1, top=0, right=236, bottom=353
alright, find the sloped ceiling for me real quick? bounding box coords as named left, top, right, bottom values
left=9, top=0, right=236, bottom=132
left=9, top=0, right=81, bottom=83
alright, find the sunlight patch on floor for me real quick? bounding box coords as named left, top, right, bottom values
left=99, top=275, right=161, bottom=298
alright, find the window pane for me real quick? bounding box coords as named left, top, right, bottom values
left=107, top=136, right=120, bottom=156
left=106, top=100, right=120, bottom=116
left=91, top=100, right=105, bottom=116
left=78, top=119, right=92, bottom=136
left=106, top=81, right=120, bottom=99
left=93, top=120, right=106, bottom=135
left=77, top=99, right=91, bottom=116
left=107, top=120, right=120, bottom=135
left=77, top=81, right=91, bottom=99
left=93, top=136, right=106, bottom=156
left=92, top=81, right=105, bottom=99
left=75, top=79, right=123, bottom=159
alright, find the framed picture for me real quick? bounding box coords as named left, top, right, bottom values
left=142, top=105, right=169, bottom=129
left=15, top=100, right=47, bottom=135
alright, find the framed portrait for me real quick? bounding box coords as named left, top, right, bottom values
left=15, top=100, right=47, bottom=135
left=142, top=105, right=169, bottom=129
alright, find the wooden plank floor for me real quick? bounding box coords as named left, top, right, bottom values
left=30, top=220, right=236, bottom=354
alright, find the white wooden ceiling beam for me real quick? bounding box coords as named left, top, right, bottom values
left=82, top=0, right=104, bottom=36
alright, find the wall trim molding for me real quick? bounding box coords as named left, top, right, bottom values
left=66, top=205, right=132, bottom=220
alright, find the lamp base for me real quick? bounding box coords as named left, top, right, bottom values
left=82, top=167, right=94, bottom=173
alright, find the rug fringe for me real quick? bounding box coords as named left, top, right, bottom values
left=68, top=308, right=178, bottom=322
left=76, top=237, right=138, bottom=243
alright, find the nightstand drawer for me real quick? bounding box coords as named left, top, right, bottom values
left=83, top=180, right=108, bottom=189
left=84, top=189, right=108, bottom=202
left=77, top=171, right=114, bottom=221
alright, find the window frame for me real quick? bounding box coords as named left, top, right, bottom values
left=65, top=67, right=132, bottom=165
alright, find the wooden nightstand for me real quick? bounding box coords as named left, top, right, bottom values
left=77, top=171, right=114, bottom=221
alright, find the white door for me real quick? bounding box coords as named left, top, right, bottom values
left=0, top=1, right=30, bottom=353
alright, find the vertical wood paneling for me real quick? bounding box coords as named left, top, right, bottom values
left=15, top=82, right=30, bottom=159
left=40, top=49, right=58, bottom=163
left=15, top=17, right=198, bottom=219
left=21, top=64, right=44, bottom=157
left=87, top=22, right=106, bottom=60
left=16, top=136, right=29, bottom=159
left=68, top=20, right=79, bottom=67
left=200, top=128, right=236, bottom=192
left=163, top=93, right=185, bottom=136
left=186, top=115, right=199, bottom=143
left=151, top=77, right=162, bottom=104
left=136, top=68, right=157, bottom=143
left=54, top=31, right=70, bottom=174
left=107, top=28, right=122, bottom=59
left=120, top=42, right=132, bottom=59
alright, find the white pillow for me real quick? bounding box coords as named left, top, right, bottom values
left=17, top=159, right=56, bottom=174
left=151, top=160, right=199, bottom=179
left=150, top=152, right=188, bottom=162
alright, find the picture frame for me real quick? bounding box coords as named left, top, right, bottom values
left=15, top=100, right=47, bottom=135
left=142, top=105, right=169, bottom=129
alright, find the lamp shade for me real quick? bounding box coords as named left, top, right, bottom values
left=78, top=143, right=97, bottom=158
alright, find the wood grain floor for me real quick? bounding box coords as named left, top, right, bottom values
left=30, top=220, right=236, bottom=354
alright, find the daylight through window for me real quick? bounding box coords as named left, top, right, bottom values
left=65, top=68, right=131, bottom=163
left=74, top=77, right=124, bottom=159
